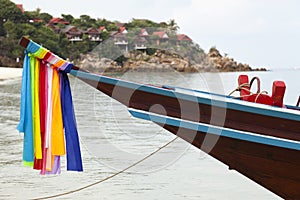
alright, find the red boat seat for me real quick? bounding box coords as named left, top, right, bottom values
left=237, top=75, right=286, bottom=107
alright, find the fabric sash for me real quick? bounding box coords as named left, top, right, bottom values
left=17, top=39, right=83, bottom=174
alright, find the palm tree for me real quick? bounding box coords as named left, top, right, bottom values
left=167, top=19, right=179, bottom=32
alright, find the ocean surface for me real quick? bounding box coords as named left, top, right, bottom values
left=1, top=69, right=299, bottom=200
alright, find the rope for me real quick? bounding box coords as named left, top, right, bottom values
left=229, top=77, right=261, bottom=98
left=32, top=137, right=178, bottom=200
left=232, top=90, right=269, bottom=104
left=249, top=76, right=260, bottom=94
left=229, top=76, right=263, bottom=100
left=254, top=91, right=268, bottom=103
left=228, top=83, right=250, bottom=96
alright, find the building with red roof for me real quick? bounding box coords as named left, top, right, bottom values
left=60, top=26, right=83, bottom=41
left=177, top=34, right=192, bottom=41
left=99, top=26, right=107, bottom=32
left=49, top=18, right=70, bottom=25
left=85, top=28, right=102, bottom=41
left=152, top=31, right=169, bottom=45
left=152, top=31, right=169, bottom=39
left=16, top=4, right=24, bottom=12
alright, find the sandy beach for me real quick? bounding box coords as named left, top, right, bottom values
left=0, top=67, right=23, bottom=80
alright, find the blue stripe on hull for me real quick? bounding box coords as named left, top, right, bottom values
left=128, top=108, right=300, bottom=151
left=70, top=69, right=300, bottom=121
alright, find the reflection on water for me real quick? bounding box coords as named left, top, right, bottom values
left=1, top=70, right=295, bottom=199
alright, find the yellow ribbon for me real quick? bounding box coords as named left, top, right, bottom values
left=51, top=69, right=66, bottom=156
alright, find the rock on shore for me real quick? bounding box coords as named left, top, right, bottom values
left=204, top=47, right=266, bottom=72
left=79, top=48, right=267, bottom=73
left=1, top=47, right=267, bottom=73
left=80, top=49, right=197, bottom=73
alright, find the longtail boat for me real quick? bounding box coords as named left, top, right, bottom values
left=19, top=36, right=300, bottom=199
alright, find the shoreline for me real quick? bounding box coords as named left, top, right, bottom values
left=0, top=67, right=23, bottom=81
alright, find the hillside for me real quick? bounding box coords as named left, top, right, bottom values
left=0, top=0, right=266, bottom=72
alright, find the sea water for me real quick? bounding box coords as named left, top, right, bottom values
left=1, top=69, right=299, bottom=200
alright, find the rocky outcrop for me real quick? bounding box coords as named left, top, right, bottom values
left=204, top=47, right=266, bottom=72
left=123, top=50, right=197, bottom=72
left=79, top=50, right=199, bottom=73
left=1, top=47, right=267, bottom=72
left=79, top=48, right=267, bottom=73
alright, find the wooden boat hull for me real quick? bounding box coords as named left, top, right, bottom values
left=163, top=124, right=300, bottom=200
left=70, top=69, right=300, bottom=199
left=128, top=109, right=300, bottom=200
left=71, top=69, right=300, bottom=141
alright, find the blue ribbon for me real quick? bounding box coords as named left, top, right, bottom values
left=26, top=41, right=40, bottom=54
left=60, top=71, right=83, bottom=171
left=17, top=53, right=34, bottom=162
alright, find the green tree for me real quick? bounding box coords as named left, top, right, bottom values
left=39, top=12, right=52, bottom=23
left=106, top=23, right=118, bottom=31
left=1, top=20, right=20, bottom=58
left=73, top=14, right=97, bottom=29
left=127, top=18, right=160, bottom=29
left=61, top=14, right=74, bottom=24
left=80, top=15, right=91, bottom=23
left=100, top=31, right=110, bottom=40
left=17, top=23, right=36, bottom=38
left=1, top=37, right=18, bottom=57
left=0, top=0, right=24, bottom=22
left=167, top=19, right=179, bottom=32
left=33, top=26, right=60, bottom=53
left=0, top=0, right=25, bottom=36
left=96, top=18, right=110, bottom=27
left=23, top=11, right=33, bottom=22
left=0, top=23, right=5, bottom=36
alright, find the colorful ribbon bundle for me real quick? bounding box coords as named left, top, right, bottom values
left=17, top=40, right=83, bottom=174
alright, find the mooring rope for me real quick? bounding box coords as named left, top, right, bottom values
left=228, top=83, right=251, bottom=96
left=254, top=91, right=269, bottom=103
left=229, top=76, right=262, bottom=96
left=32, top=137, right=178, bottom=200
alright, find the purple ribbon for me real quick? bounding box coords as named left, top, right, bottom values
left=59, top=68, right=83, bottom=171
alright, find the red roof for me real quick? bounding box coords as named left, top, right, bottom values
left=86, top=27, right=100, bottom=34
left=49, top=18, right=70, bottom=25
left=177, top=34, right=192, bottom=41
left=153, top=31, right=168, bottom=39
left=16, top=4, right=24, bottom=13
left=99, top=26, right=106, bottom=31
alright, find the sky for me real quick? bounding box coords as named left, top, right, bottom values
left=12, top=0, right=300, bottom=69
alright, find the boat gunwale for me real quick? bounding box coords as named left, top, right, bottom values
left=70, top=69, right=300, bottom=122
left=128, top=108, right=300, bottom=151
